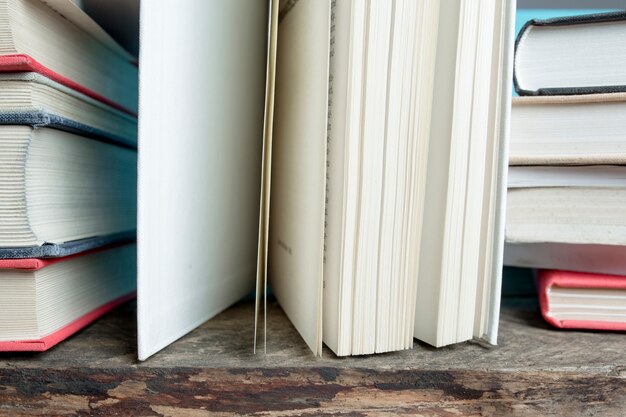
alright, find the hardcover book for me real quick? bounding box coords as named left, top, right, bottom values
left=0, top=244, right=136, bottom=351
left=505, top=164, right=626, bottom=276
left=0, top=126, right=137, bottom=248
left=0, top=72, right=137, bottom=147
left=0, top=0, right=138, bottom=113
left=515, top=11, right=626, bottom=96
left=537, top=269, right=626, bottom=332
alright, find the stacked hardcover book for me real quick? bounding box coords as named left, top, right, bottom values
left=0, top=0, right=137, bottom=351
left=505, top=11, right=626, bottom=331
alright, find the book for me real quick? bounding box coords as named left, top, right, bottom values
left=0, top=0, right=138, bottom=113
left=0, top=72, right=137, bottom=147
left=138, top=0, right=515, bottom=359
left=506, top=166, right=626, bottom=246
left=537, top=269, right=626, bottom=331
left=510, top=94, right=626, bottom=165
left=514, top=11, right=626, bottom=96
left=512, top=8, right=617, bottom=97
left=505, top=164, right=626, bottom=275
left=0, top=126, right=136, bottom=248
left=0, top=243, right=136, bottom=351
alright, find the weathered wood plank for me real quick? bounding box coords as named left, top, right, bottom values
left=0, top=300, right=624, bottom=415
left=0, top=367, right=624, bottom=416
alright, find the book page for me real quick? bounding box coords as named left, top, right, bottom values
left=255, top=0, right=279, bottom=354
left=137, top=0, right=269, bottom=361
left=321, top=0, right=350, bottom=355
left=268, top=0, right=331, bottom=356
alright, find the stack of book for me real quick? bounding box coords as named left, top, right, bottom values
left=0, top=0, right=137, bottom=351
left=505, top=11, right=626, bottom=331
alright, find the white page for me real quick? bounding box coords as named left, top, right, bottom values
left=414, top=0, right=514, bottom=347
left=255, top=0, right=279, bottom=355
left=413, top=0, right=460, bottom=347
left=137, top=0, right=269, bottom=360
left=322, top=0, right=350, bottom=355
left=476, top=0, right=516, bottom=345
left=268, top=0, right=331, bottom=356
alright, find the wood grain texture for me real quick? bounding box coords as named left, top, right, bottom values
left=0, top=300, right=624, bottom=416
left=0, top=367, right=624, bottom=416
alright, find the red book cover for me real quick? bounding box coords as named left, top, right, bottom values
left=0, top=293, right=135, bottom=352
left=538, top=269, right=626, bottom=331
left=0, top=247, right=135, bottom=352
left=0, top=54, right=135, bottom=116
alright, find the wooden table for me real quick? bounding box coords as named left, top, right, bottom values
left=0, top=298, right=624, bottom=416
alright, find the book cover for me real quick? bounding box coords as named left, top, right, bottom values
left=538, top=269, right=626, bottom=331
left=0, top=293, right=135, bottom=352
left=0, top=232, right=135, bottom=259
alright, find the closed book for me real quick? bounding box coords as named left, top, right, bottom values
left=510, top=94, right=626, bottom=165
left=505, top=165, right=626, bottom=276
left=0, top=72, right=137, bottom=148
left=0, top=244, right=136, bottom=351
left=537, top=269, right=626, bottom=331
left=0, top=0, right=137, bottom=113
left=0, top=126, right=136, bottom=248
left=515, top=11, right=626, bottom=96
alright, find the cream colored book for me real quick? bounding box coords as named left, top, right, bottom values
left=138, top=0, right=515, bottom=360
left=506, top=93, right=626, bottom=276
left=506, top=166, right=626, bottom=276
left=510, top=94, right=626, bottom=166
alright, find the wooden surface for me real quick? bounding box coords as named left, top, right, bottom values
left=0, top=299, right=625, bottom=416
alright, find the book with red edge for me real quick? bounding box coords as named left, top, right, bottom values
left=0, top=243, right=136, bottom=352
left=537, top=269, right=626, bottom=332
left=0, top=0, right=138, bottom=115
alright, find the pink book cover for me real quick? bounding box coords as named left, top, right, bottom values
left=538, top=269, right=626, bottom=331
left=0, top=250, right=135, bottom=352
left=0, top=54, right=135, bottom=116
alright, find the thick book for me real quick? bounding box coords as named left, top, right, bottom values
left=505, top=165, right=626, bottom=276
left=0, top=72, right=137, bottom=148
left=138, top=0, right=515, bottom=359
left=537, top=269, right=626, bottom=331
left=0, top=0, right=137, bottom=113
left=0, top=126, right=136, bottom=248
left=510, top=94, right=626, bottom=165
left=0, top=244, right=136, bottom=351
left=514, top=11, right=626, bottom=96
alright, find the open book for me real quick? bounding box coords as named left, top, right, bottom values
left=138, top=0, right=515, bottom=360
